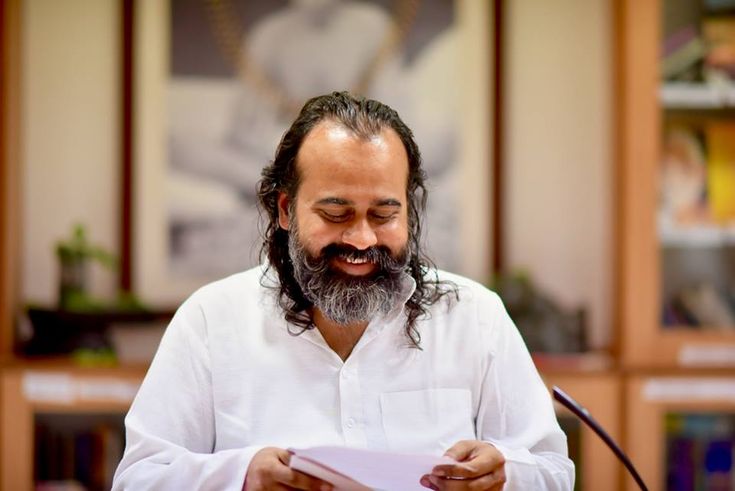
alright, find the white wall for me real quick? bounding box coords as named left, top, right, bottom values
left=22, top=0, right=120, bottom=304
left=504, top=0, right=613, bottom=349
left=18, top=0, right=614, bottom=351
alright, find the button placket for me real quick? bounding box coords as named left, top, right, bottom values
left=338, top=360, right=367, bottom=447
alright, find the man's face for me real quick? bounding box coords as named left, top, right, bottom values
left=277, top=120, right=411, bottom=324
left=278, top=120, right=410, bottom=272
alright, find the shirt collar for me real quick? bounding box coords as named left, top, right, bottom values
left=385, top=272, right=416, bottom=320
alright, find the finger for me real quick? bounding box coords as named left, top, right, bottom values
left=276, top=448, right=292, bottom=466
left=269, top=450, right=311, bottom=488
left=420, top=474, right=439, bottom=490
left=435, top=445, right=504, bottom=479
left=272, top=465, right=332, bottom=491
left=433, top=441, right=481, bottom=479
left=468, top=470, right=506, bottom=491
left=442, top=440, right=478, bottom=462
left=244, top=475, right=292, bottom=491
left=432, top=462, right=482, bottom=480
left=273, top=449, right=330, bottom=490
left=489, top=481, right=506, bottom=491
left=289, top=469, right=334, bottom=491
left=427, top=471, right=505, bottom=491
left=488, top=473, right=507, bottom=491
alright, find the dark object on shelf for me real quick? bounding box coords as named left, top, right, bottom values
left=557, top=416, right=583, bottom=490
left=35, top=413, right=125, bottom=491
left=492, top=272, right=587, bottom=353
left=662, top=282, right=735, bottom=329
left=23, top=308, right=173, bottom=356
left=704, top=0, right=735, bottom=15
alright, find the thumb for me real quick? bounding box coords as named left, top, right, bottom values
left=276, top=448, right=292, bottom=466
left=443, top=440, right=478, bottom=462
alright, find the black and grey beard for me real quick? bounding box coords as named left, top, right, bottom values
left=288, top=228, right=410, bottom=326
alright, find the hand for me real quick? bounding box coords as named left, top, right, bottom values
left=420, top=440, right=506, bottom=491
left=244, top=447, right=333, bottom=491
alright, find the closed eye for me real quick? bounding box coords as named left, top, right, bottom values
left=370, top=212, right=398, bottom=223
left=320, top=211, right=351, bottom=223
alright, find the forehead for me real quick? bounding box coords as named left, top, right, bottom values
left=295, top=120, right=409, bottom=199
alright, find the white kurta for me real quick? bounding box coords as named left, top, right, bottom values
left=112, top=266, right=574, bottom=490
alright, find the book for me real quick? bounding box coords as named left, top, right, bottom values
left=661, top=26, right=707, bottom=80
left=678, top=283, right=735, bottom=329
left=706, top=123, right=735, bottom=224
left=288, top=446, right=455, bottom=491
left=703, top=17, right=735, bottom=79
left=35, top=414, right=125, bottom=491
left=665, top=413, right=735, bottom=489
left=660, top=126, right=709, bottom=225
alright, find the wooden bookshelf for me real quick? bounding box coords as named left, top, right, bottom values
left=617, top=0, right=735, bottom=488
left=0, top=0, right=22, bottom=359
left=625, top=374, right=735, bottom=491
left=617, top=0, right=735, bottom=370
left=0, top=365, right=145, bottom=490
left=617, top=0, right=661, bottom=370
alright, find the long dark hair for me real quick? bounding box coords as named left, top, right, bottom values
left=257, top=91, right=457, bottom=346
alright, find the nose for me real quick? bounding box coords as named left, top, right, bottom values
left=341, top=219, right=378, bottom=250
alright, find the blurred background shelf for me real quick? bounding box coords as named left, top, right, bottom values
left=659, top=221, right=735, bottom=247
left=660, top=82, right=735, bottom=109
left=619, top=0, right=735, bottom=369
left=625, top=374, right=735, bottom=491
left=0, top=367, right=143, bottom=491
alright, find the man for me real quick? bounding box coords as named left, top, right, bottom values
left=113, top=92, right=574, bottom=490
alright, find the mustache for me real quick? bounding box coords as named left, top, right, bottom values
left=321, top=243, right=396, bottom=265
left=295, top=241, right=409, bottom=279
left=301, top=243, right=407, bottom=276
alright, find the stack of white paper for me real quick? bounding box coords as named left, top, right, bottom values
left=289, top=446, right=455, bottom=491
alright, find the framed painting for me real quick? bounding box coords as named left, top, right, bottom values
left=126, top=0, right=494, bottom=308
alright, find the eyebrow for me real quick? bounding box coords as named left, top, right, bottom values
left=374, top=198, right=402, bottom=207
left=314, top=197, right=402, bottom=207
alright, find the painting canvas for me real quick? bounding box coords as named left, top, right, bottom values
left=133, top=0, right=492, bottom=307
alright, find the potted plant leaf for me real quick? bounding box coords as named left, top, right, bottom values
left=55, top=223, right=117, bottom=311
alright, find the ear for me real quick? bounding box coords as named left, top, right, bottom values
left=277, top=192, right=291, bottom=230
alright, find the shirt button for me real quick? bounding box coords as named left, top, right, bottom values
left=346, top=418, right=355, bottom=428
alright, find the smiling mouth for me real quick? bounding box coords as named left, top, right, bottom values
left=333, top=256, right=376, bottom=275
left=343, top=256, right=370, bottom=265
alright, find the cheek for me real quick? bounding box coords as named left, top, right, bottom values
left=297, top=215, right=342, bottom=248
left=379, top=216, right=410, bottom=247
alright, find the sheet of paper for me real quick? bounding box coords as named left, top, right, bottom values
left=289, top=446, right=455, bottom=491
left=289, top=455, right=372, bottom=491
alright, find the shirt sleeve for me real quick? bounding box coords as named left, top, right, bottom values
left=112, top=295, right=263, bottom=491
left=475, top=292, right=575, bottom=490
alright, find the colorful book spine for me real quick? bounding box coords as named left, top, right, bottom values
left=35, top=418, right=125, bottom=491
left=665, top=413, right=735, bottom=490
left=706, top=123, right=735, bottom=224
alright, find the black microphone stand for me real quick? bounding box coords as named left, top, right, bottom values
left=553, top=386, right=648, bottom=491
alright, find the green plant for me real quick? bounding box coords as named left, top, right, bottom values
left=56, top=224, right=116, bottom=310
left=56, top=224, right=116, bottom=269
